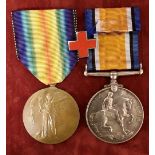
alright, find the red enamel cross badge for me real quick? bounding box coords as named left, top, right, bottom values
left=68, top=31, right=96, bottom=58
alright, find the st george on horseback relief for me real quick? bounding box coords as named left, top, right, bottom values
left=90, top=91, right=133, bottom=138
left=86, top=86, right=144, bottom=143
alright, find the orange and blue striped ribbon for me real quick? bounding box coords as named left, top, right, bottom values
left=85, top=7, right=141, bottom=72
left=12, top=9, right=78, bottom=85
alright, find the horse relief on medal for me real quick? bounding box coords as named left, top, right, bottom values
left=86, top=85, right=144, bottom=144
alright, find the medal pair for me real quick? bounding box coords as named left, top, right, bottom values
left=12, top=7, right=144, bottom=144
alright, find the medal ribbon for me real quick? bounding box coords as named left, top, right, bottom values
left=85, top=7, right=141, bottom=72
left=12, top=9, right=78, bottom=85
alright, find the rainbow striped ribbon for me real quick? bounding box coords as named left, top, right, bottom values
left=12, top=9, right=78, bottom=85
left=85, top=7, right=141, bottom=72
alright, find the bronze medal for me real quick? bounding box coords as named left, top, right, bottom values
left=12, top=9, right=80, bottom=144
left=23, top=86, right=80, bottom=144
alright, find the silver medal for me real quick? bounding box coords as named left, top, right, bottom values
left=85, top=70, right=144, bottom=144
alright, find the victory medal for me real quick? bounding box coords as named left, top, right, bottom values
left=12, top=9, right=80, bottom=144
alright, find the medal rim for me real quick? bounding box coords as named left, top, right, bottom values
left=23, top=86, right=80, bottom=144
left=86, top=86, right=144, bottom=144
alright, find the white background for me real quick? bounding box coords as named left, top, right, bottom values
left=0, top=0, right=153, bottom=154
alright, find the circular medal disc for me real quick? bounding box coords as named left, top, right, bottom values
left=23, top=86, right=80, bottom=144
left=86, top=87, right=144, bottom=144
